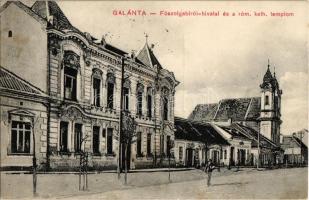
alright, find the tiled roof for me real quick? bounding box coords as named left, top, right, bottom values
left=136, top=43, right=162, bottom=70
left=188, top=103, right=218, bottom=121
left=0, top=66, right=45, bottom=95
left=189, top=97, right=261, bottom=122
left=233, top=123, right=278, bottom=149
left=31, top=1, right=78, bottom=32
left=175, top=117, right=229, bottom=145
left=281, top=136, right=307, bottom=149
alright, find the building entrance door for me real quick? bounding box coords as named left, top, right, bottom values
left=186, top=148, right=193, bottom=167
left=238, top=149, right=246, bottom=165
left=230, top=147, right=235, bottom=166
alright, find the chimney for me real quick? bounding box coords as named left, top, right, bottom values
left=101, top=35, right=107, bottom=47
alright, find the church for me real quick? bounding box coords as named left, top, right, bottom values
left=0, top=1, right=179, bottom=170
left=189, top=64, right=283, bottom=166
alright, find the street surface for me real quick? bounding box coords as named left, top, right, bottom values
left=1, top=167, right=307, bottom=199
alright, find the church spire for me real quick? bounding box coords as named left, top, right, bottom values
left=263, top=59, right=273, bottom=83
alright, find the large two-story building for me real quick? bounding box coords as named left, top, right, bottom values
left=0, top=1, right=179, bottom=170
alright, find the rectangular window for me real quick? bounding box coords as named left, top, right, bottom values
left=137, top=91, right=143, bottom=116
left=107, top=82, right=114, bottom=109
left=220, top=149, right=223, bottom=159
left=123, top=87, right=129, bottom=111
left=265, top=95, right=269, bottom=106
left=136, top=132, right=142, bottom=156
left=224, top=150, right=227, bottom=159
left=64, top=67, right=77, bottom=100
left=163, top=97, right=168, bottom=120
left=74, top=123, right=83, bottom=153
left=107, top=128, right=113, bottom=154
left=147, top=133, right=151, bottom=155
left=11, top=121, right=31, bottom=154
left=60, top=121, right=68, bottom=152
left=160, top=135, right=164, bottom=155
left=179, top=146, right=183, bottom=161
left=167, top=136, right=171, bottom=156
left=93, top=78, right=101, bottom=107
left=147, top=94, right=152, bottom=118
left=93, top=126, right=100, bottom=154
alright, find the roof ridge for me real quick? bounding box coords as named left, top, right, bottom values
left=244, top=97, right=254, bottom=120
left=213, top=100, right=222, bottom=120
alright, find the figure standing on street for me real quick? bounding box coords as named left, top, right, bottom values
left=206, top=159, right=215, bottom=187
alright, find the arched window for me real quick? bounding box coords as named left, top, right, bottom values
left=106, top=73, right=115, bottom=109
left=162, top=87, right=169, bottom=120
left=92, top=69, right=102, bottom=107
left=8, top=30, right=13, bottom=38
left=136, top=83, right=144, bottom=116
left=123, top=79, right=131, bottom=111
left=63, top=51, right=80, bottom=101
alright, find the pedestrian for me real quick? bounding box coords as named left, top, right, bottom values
left=206, top=159, right=215, bottom=187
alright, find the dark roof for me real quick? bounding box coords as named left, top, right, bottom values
left=174, top=117, right=229, bottom=145
left=31, top=1, right=79, bottom=32
left=219, top=125, right=250, bottom=140
left=281, top=136, right=307, bottom=149
left=232, top=123, right=278, bottom=149
left=263, top=65, right=273, bottom=83
left=136, top=43, right=162, bottom=70
left=0, top=66, right=45, bottom=95
left=189, top=97, right=261, bottom=122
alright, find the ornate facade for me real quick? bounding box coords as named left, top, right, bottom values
left=0, top=1, right=179, bottom=170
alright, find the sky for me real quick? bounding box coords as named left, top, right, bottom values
left=3, top=0, right=307, bottom=135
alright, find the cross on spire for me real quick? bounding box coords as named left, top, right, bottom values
left=145, top=33, right=149, bottom=44
left=268, top=58, right=270, bottom=68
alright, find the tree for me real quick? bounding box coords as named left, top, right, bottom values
left=121, top=112, right=137, bottom=185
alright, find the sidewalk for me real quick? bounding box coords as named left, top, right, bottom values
left=0, top=167, right=267, bottom=199
left=2, top=167, right=195, bottom=174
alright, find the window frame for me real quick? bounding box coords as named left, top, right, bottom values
left=59, top=121, right=69, bottom=153
left=106, top=128, right=113, bottom=155
left=10, top=121, right=31, bottom=155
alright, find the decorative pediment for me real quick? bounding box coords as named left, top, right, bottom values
left=63, top=51, right=80, bottom=69
left=60, top=105, right=88, bottom=121
left=136, top=82, right=144, bottom=93
left=8, top=109, right=35, bottom=122
left=106, top=73, right=115, bottom=84
left=92, top=68, right=103, bottom=78
left=8, top=109, right=35, bottom=117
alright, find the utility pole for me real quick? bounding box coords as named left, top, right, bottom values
left=118, top=57, right=125, bottom=179
left=257, top=122, right=260, bottom=170
left=31, top=120, right=37, bottom=196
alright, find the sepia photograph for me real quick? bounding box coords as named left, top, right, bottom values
left=0, top=0, right=308, bottom=199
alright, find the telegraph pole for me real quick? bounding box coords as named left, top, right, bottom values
left=118, top=57, right=125, bottom=179
left=257, top=122, right=260, bottom=169
left=32, top=120, right=37, bottom=196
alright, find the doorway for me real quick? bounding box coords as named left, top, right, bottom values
left=186, top=148, right=193, bottom=167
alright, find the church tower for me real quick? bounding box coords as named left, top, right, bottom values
left=259, top=61, right=282, bottom=145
